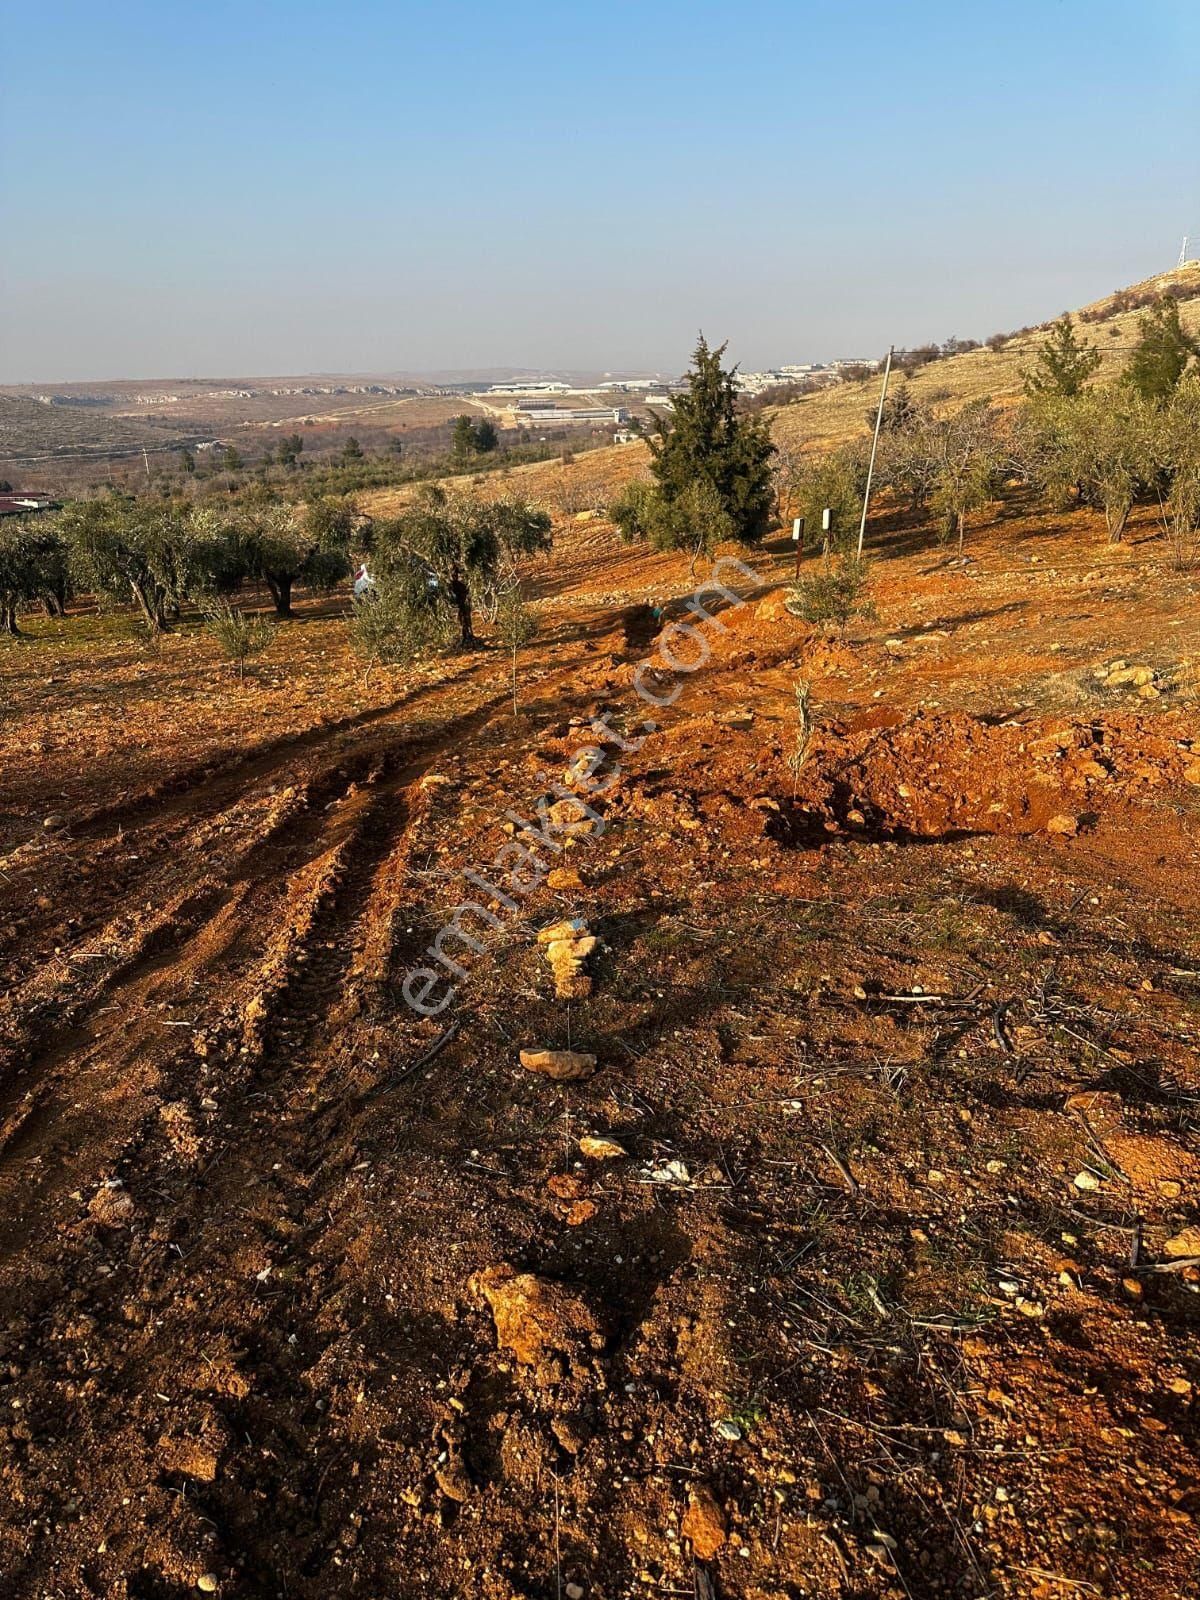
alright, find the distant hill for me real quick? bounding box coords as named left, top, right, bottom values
left=770, top=261, right=1200, bottom=453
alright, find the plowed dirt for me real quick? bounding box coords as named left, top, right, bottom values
left=1, top=494, right=1198, bottom=1600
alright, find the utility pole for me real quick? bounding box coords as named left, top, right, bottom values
left=856, top=346, right=892, bottom=559
left=1179, top=236, right=1190, bottom=269
left=142, top=446, right=152, bottom=485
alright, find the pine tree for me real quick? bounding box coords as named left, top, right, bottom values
left=1021, top=315, right=1100, bottom=400
left=1123, top=297, right=1197, bottom=404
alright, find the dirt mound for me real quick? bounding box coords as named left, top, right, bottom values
left=769, top=709, right=1197, bottom=844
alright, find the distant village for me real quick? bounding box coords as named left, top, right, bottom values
left=25, top=355, right=879, bottom=423
left=470, top=356, right=880, bottom=430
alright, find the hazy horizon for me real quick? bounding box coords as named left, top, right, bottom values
left=2, top=0, right=1198, bottom=386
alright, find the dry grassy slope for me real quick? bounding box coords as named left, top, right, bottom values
left=770, top=260, right=1200, bottom=453
left=358, top=436, right=651, bottom=522
left=358, top=264, right=1200, bottom=530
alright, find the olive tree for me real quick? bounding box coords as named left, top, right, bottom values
left=60, top=497, right=211, bottom=630
left=235, top=495, right=353, bottom=617
left=1019, top=388, right=1151, bottom=543
left=494, top=568, right=539, bottom=713
left=1147, top=372, right=1200, bottom=568
left=927, top=401, right=1007, bottom=557
left=373, top=486, right=551, bottom=647
left=0, top=522, right=69, bottom=635
left=791, top=444, right=869, bottom=551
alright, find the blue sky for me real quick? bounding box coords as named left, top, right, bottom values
left=1, top=0, right=1197, bottom=381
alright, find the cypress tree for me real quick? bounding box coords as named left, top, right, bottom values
left=628, top=335, right=775, bottom=570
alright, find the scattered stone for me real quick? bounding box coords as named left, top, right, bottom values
left=538, top=916, right=599, bottom=999
left=159, top=1436, right=218, bottom=1482
left=547, top=798, right=599, bottom=836
left=1164, top=1227, right=1200, bottom=1259
left=42, top=814, right=65, bottom=830
left=712, top=1418, right=742, bottom=1443
left=1046, top=814, right=1078, bottom=837
left=552, top=1414, right=590, bottom=1454
left=681, top=1484, right=728, bottom=1560
left=547, top=866, right=583, bottom=890
left=1183, top=763, right=1200, bottom=786
left=196, top=1578, right=218, bottom=1595
left=548, top=936, right=599, bottom=963
left=547, top=1174, right=583, bottom=1200
left=88, top=1184, right=135, bottom=1227
left=644, top=1158, right=690, bottom=1185
left=519, top=1048, right=597, bottom=1081
left=1073, top=1170, right=1100, bottom=1191
left=434, top=1458, right=472, bottom=1502
left=471, top=1264, right=604, bottom=1366
left=565, top=1200, right=597, bottom=1227
left=565, top=1585, right=585, bottom=1600
left=579, top=1135, right=626, bottom=1160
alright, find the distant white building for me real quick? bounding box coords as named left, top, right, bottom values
left=488, top=379, right=571, bottom=396
left=514, top=405, right=629, bottom=426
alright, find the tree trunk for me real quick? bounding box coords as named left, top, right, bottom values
left=957, top=512, right=966, bottom=559
left=1106, top=503, right=1129, bottom=544
left=266, top=575, right=293, bottom=618
left=450, top=574, right=474, bottom=646
left=130, top=579, right=167, bottom=632
left=1, top=600, right=20, bottom=636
